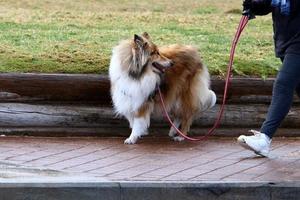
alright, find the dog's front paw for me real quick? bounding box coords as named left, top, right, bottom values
left=124, top=136, right=138, bottom=144
left=173, top=136, right=185, bottom=142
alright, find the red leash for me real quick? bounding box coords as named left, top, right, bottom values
left=158, top=16, right=249, bottom=141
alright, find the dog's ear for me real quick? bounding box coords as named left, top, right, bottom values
left=134, top=34, right=144, bottom=47
left=142, top=32, right=150, bottom=40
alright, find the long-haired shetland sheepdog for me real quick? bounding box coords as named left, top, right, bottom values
left=109, top=32, right=216, bottom=144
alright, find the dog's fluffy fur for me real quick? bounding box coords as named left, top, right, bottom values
left=109, top=32, right=216, bottom=144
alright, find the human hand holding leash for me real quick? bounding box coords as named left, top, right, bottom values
left=242, top=0, right=256, bottom=19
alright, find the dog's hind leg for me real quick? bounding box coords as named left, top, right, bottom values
left=173, top=116, right=193, bottom=142
left=168, top=118, right=181, bottom=138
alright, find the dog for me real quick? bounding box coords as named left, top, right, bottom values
left=109, top=32, right=216, bottom=144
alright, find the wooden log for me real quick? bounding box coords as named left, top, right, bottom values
left=0, top=73, right=291, bottom=104
left=0, top=103, right=299, bottom=128
left=0, top=73, right=110, bottom=103
left=0, top=127, right=299, bottom=137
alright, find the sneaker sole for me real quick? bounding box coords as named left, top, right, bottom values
left=237, top=137, right=268, bottom=157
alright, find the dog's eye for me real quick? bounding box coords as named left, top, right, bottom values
left=151, top=51, right=159, bottom=56
left=143, top=42, right=148, bottom=48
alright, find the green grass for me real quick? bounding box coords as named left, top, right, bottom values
left=0, top=0, right=281, bottom=77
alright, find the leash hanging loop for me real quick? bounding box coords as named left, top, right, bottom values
left=158, top=15, right=249, bottom=141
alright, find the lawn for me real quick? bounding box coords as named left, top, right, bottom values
left=0, top=0, right=280, bottom=77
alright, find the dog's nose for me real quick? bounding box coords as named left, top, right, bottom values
left=170, top=60, right=175, bottom=67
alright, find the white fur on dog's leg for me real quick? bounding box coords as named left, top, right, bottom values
left=124, top=117, right=149, bottom=145
left=168, top=119, right=181, bottom=138
left=129, top=120, right=134, bottom=129
left=173, top=136, right=185, bottom=142
left=125, top=114, right=134, bottom=129
left=141, top=131, right=149, bottom=136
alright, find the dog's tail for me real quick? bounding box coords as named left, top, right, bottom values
left=195, top=66, right=217, bottom=112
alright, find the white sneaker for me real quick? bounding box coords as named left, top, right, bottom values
left=237, top=130, right=271, bottom=157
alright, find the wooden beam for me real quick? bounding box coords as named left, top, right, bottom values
left=0, top=103, right=298, bottom=128
left=1, top=127, right=299, bottom=137
left=0, top=73, right=286, bottom=104
left=0, top=73, right=110, bottom=103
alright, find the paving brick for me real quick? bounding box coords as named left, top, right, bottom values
left=86, top=157, right=151, bottom=175
left=47, top=146, right=135, bottom=170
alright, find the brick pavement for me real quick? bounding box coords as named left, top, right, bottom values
left=0, top=136, right=299, bottom=182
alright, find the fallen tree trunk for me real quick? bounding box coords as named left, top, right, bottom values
left=0, top=73, right=109, bottom=103
left=1, top=73, right=298, bottom=104
left=1, top=127, right=299, bottom=137
left=0, top=103, right=298, bottom=133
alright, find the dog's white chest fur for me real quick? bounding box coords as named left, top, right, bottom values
left=109, top=51, right=158, bottom=116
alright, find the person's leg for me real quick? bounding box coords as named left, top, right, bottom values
left=296, top=83, right=300, bottom=98
left=238, top=53, right=300, bottom=156
left=260, top=53, right=300, bottom=138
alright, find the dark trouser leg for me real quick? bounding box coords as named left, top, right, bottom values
left=260, top=54, right=300, bottom=138
left=296, top=83, right=300, bottom=98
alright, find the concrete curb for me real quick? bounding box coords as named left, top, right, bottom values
left=0, top=181, right=299, bottom=200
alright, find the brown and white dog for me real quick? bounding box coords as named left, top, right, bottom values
left=109, top=32, right=216, bottom=144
